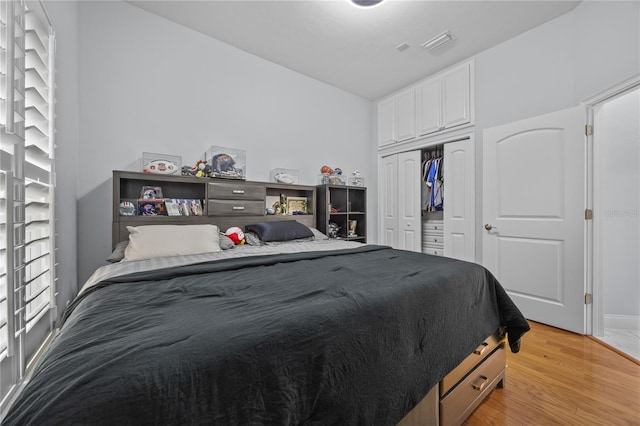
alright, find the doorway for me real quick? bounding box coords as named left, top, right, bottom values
left=591, top=85, right=640, bottom=361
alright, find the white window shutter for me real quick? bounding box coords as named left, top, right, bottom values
left=0, top=0, right=55, bottom=410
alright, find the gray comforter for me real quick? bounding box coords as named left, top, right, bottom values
left=3, top=245, right=529, bottom=425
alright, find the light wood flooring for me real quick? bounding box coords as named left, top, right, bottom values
left=463, top=321, right=640, bottom=426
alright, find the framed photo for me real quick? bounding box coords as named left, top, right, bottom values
left=287, top=197, right=308, bottom=214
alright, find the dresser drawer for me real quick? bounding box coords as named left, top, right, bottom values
left=441, top=331, right=504, bottom=396
left=422, top=221, right=444, bottom=232
left=440, top=343, right=506, bottom=426
left=422, top=245, right=443, bottom=256
left=207, top=182, right=265, bottom=200
left=207, top=200, right=264, bottom=216
left=422, top=234, right=444, bottom=245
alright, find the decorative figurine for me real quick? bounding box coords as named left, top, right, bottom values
left=328, top=222, right=340, bottom=239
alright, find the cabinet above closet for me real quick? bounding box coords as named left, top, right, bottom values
left=377, top=60, right=474, bottom=148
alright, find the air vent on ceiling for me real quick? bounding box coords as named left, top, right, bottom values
left=396, top=42, right=410, bottom=52
left=421, top=31, right=454, bottom=52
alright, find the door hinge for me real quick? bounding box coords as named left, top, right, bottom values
left=585, top=293, right=593, bottom=304
left=585, top=124, right=593, bottom=136
left=585, top=209, right=593, bottom=220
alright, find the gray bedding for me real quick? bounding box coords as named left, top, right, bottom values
left=3, top=245, right=529, bottom=425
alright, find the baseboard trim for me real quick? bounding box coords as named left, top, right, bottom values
left=604, top=314, right=640, bottom=331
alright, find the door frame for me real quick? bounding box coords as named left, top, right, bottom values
left=583, top=74, right=640, bottom=336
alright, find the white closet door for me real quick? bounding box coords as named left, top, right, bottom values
left=380, top=155, right=398, bottom=247
left=397, top=150, right=422, bottom=252
left=444, top=138, right=475, bottom=261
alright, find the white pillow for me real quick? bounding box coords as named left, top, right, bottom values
left=123, top=224, right=221, bottom=261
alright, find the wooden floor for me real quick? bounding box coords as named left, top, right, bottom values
left=463, top=321, right=640, bottom=426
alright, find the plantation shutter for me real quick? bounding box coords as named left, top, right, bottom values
left=0, top=0, right=54, bottom=410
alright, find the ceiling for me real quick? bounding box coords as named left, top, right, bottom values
left=128, top=0, right=581, bottom=100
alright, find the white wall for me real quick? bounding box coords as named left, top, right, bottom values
left=599, top=89, right=640, bottom=321
left=473, top=0, right=640, bottom=260
left=43, top=0, right=80, bottom=316
left=74, top=1, right=373, bottom=284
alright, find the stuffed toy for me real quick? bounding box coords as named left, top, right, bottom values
left=225, top=227, right=245, bottom=245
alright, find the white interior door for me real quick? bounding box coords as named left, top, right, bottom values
left=398, top=150, right=422, bottom=252
left=444, top=138, right=475, bottom=262
left=380, top=154, right=398, bottom=248
left=483, top=106, right=586, bottom=334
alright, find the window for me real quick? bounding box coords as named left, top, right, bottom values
left=0, top=0, right=55, bottom=410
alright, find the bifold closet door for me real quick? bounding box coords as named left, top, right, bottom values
left=444, top=139, right=475, bottom=261
left=380, top=155, right=398, bottom=248
left=380, top=150, right=421, bottom=252
left=397, top=151, right=422, bottom=252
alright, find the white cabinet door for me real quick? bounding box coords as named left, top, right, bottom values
left=442, top=63, right=470, bottom=129
left=417, top=78, right=441, bottom=137
left=397, top=150, right=422, bottom=252
left=483, top=106, right=585, bottom=334
left=378, top=97, right=396, bottom=147
left=416, top=61, right=471, bottom=137
left=380, top=155, right=398, bottom=247
left=396, top=89, right=416, bottom=142
left=444, top=138, right=475, bottom=261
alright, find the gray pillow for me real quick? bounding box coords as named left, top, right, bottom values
left=245, top=221, right=314, bottom=242
left=244, top=232, right=263, bottom=246
left=309, top=227, right=329, bottom=240
left=106, top=241, right=128, bottom=263
left=219, top=233, right=235, bottom=250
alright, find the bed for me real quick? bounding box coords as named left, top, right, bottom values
left=3, top=221, right=529, bottom=425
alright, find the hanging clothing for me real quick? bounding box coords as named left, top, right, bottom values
left=421, top=151, right=444, bottom=212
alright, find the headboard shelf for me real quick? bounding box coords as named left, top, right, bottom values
left=113, top=171, right=316, bottom=246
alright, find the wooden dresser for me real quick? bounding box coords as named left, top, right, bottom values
left=398, top=331, right=506, bottom=426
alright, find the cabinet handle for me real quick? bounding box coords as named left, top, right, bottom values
left=232, top=190, right=245, bottom=194
left=474, top=342, right=488, bottom=356
left=232, top=206, right=245, bottom=210
left=472, top=375, right=488, bottom=391
left=434, top=238, right=438, bottom=242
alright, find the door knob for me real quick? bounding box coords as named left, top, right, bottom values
left=484, top=224, right=495, bottom=231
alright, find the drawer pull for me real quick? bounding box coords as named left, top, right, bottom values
left=474, top=342, right=489, bottom=355
left=232, top=190, right=245, bottom=194
left=232, top=206, right=245, bottom=210
left=472, top=375, right=488, bottom=391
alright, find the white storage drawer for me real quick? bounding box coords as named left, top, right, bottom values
left=422, top=234, right=443, bottom=245
left=422, top=221, right=444, bottom=232
left=422, top=246, right=443, bottom=256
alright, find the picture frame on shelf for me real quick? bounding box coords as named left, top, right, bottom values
left=287, top=197, right=308, bottom=214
